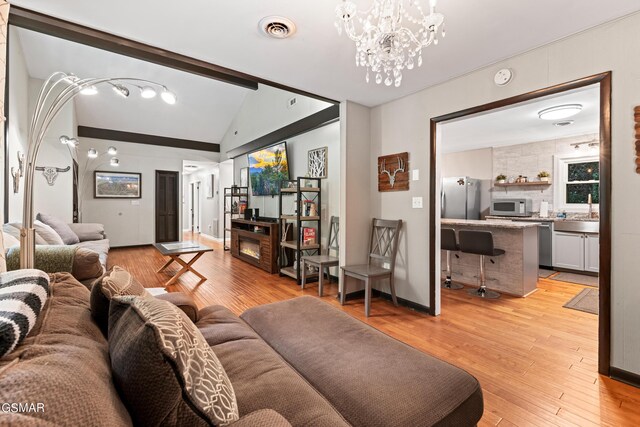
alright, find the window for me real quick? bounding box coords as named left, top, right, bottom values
left=554, top=154, right=600, bottom=211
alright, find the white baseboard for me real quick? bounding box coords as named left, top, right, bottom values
left=199, top=233, right=223, bottom=242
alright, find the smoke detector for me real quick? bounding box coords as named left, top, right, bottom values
left=259, top=16, right=296, bottom=39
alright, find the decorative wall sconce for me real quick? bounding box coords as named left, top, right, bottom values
left=10, top=151, right=25, bottom=193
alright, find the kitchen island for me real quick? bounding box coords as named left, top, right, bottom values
left=441, top=219, right=540, bottom=297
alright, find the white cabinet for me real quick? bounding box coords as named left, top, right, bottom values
left=552, top=231, right=599, bottom=273
left=585, top=234, right=600, bottom=273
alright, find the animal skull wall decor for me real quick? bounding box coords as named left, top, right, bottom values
left=35, top=165, right=70, bottom=186
left=10, top=152, right=25, bottom=193
left=378, top=152, right=409, bottom=192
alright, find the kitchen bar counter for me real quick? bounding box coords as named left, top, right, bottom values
left=442, top=218, right=540, bottom=228
left=441, top=219, right=539, bottom=297
left=485, top=215, right=598, bottom=222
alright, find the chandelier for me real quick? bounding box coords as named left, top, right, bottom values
left=335, top=0, right=445, bottom=87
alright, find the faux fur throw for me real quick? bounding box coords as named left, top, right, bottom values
left=6, top=246, right=77, bottom=274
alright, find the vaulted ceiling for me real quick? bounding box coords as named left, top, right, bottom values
left=10, top=0, right=640, bottom=107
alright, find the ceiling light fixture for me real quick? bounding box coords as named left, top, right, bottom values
left=335, top=0, right=446, bottom=87
left=87, top=148, right=98, bottom=158
left=140, top=86, right=157, bottom=99
left=112, top=84, right=130, bottom=98
left=110, top=158, right=120, bottom=167
left=538, top=104, right=583, bottom=120
left=160, top=89, right=177, bottom=105
left=80, top=85, right=98, bottom=95
left=59, top=135, right=78, bottom=147
left=107, top=146, right=117, bottom=155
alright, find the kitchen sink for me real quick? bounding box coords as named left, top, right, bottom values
left=554, top=220, right=599, bottom=233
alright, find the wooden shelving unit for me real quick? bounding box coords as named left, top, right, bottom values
left=494, top=181, right=552, bottom=187
left=278, top=177, right=322, bottom=284
left=223, top=186, right=248, bottom=251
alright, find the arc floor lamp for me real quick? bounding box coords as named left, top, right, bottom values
left=20, top=71, right=176, bottom=268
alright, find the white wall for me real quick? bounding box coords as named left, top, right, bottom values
left=78, top=138, right=217, bottom=247
left=442, top=148, right=493, bottom=180
left=369, top=12, right=640, bottom=374
left=184, top=163, right=220, bottom=238
left=218, top=160, right=233, bottom=240
left=7, top=29, right=75, bottom=223
left=220, top=83, right=331, bottom=161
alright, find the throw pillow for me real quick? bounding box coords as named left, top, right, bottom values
left=34, top=220, right=65, bottom=245
left=1, top=231, right=19, bottom=248
left=72, top=248, right=104, bottom=282
left=0, top=269, right=49, bottom=358
left=3, top=223, right=48, bottom=245
left=36, top=213, right=79, bottom=245
left=109, top=295, right=239, bottom=426
left=90, top=266, right=149, bottom=336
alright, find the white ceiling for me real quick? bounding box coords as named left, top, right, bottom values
left=10, top=0, right=640, bottom=107
left=14, top=27, right=251, bottom=143
left=440, top=84, right=600, bottom=153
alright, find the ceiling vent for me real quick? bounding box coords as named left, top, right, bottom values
left=259, top=16, right=296, bottom=39
left=554, top=120, right=574, bottom=127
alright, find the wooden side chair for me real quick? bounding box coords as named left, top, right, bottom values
left=301, top=216, right=339, bottom=296
left=340, top=218, right=402, bottom=317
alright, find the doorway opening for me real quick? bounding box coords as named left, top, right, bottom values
left=430, top=73, right=612, bottom=376
left=155, top=170, right=180, bottom=243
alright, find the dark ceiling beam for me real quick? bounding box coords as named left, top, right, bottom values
left=77, top=126, right=220, bottom=152
left=226, top=104, right=339, bottom=159
left=8, top=6, right=339, bottom=104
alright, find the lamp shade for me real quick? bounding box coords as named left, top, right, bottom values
left=140, top=86, right=157, bottom=99
left=161, top=89, right=177, bottom=105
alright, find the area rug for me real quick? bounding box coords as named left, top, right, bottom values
left=552, top=272, right=599, bottom=288
left=563, top=288, right=599, bottom=315
left=538, top=268, right=556, bottom=278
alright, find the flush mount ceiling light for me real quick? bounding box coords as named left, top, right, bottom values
left=335, top=0, right=446, bottom=87
left=80, top=85, right=98, bottom=95
left=259, top=16, right=297, bottom=39
left=538, top=104, right=583, bottom=120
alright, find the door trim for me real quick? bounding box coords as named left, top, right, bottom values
left=155, top=170, right=180, bottom=243
left=429, top=72, right=612, bottom=376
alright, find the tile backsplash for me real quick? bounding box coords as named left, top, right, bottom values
left=492, top=134, right=599, bottom=213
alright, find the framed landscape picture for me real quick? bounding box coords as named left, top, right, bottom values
left=240, top=167, right=249, bottom=187
left=94, top=171, right=141, bottom=198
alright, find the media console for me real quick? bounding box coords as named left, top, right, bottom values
left=230, top=219, right=279, bottom=273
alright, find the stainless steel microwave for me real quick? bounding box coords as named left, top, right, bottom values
left=490, top=198, right=532, bottom=217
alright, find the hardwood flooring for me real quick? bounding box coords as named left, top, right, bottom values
left=109, top=233, right=640, bottom=426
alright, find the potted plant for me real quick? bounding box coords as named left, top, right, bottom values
left=537, top=171, right=550, bottom=182
left=496, top=174, right=507, bottom=184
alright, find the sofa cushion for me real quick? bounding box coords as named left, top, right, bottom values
left=34, top=220, right=65, bottom=245
left=241, top=296, right=484, bottom=427
left=197, top=305, right=350, bottom=427
left=36, top=213, right=79, bottom=245
left=90, top=266, right=149, bottom=336
left=68, top=222, right=106, bottom=242
left=0, top=272, right=132, bottom=426
left=109, top=295, right=239, bottom=426
left=72, top=248, right=104, bottom=282
left=76, top=239, right=110, bottom=267
left=155, top=292, right=199, bottom=323
left=230, top=409, right=292, bottom=427
left=0, top=270, right=49, bottom=358
left=3, top=223, right=47, bottom=245
left=1, top=230, right=19, bottom=248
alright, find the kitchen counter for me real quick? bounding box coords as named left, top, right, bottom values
left=486, top=215, right=599, bottom=223
left=442, top=218, right=540, bottom=228
left=441, top=219, right=539, bottom=297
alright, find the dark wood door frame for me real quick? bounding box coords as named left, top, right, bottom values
left=429, top=72, right=612, bottom=376
left=155, top=170, right=180, bottom=243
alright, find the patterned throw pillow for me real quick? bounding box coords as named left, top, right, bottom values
left=0, top=270, right=49, bottom=358
left=90, top=266, right=149, bottom=336
left=109, top=295, right=239, bottom=426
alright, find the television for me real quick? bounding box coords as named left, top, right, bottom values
left=247, top=142, right=290, bottom=196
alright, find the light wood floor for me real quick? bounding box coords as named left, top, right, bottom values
left=109, top=233, right=640, bottom=427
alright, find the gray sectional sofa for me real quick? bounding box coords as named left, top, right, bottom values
left=0, top=273, right=484, bottom=426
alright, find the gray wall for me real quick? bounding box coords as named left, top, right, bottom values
left=368, top=12, right=640, bottom=374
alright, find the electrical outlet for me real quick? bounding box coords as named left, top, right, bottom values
left=412, top=197, right=423, bottom=209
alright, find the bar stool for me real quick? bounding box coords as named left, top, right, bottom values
left=441, top=228, right=463, bottom=290
left=458, top=230, right=504, bottom=299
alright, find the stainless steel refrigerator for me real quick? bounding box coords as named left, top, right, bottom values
left=441, top=177, right=481, bottom=220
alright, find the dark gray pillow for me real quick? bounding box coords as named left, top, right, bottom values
left=36, top=213, right=79, bottom=245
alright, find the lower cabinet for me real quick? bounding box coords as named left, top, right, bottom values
left=552, top=231, right=599, bottom=273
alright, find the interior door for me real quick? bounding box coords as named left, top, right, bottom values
left=156, top=170, right=179, bottom=243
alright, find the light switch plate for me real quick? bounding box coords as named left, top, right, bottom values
left=412, top=169, right=420, bottom=181
left=131, top=200, right=140, bottom=206
left=412, top=197, right=423, bottom=209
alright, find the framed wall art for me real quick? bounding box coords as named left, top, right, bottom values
left=308, top=146, right=327, bottom=178
left=378, top=152, right=409, bottom=192
left=240, top=167, right=249, bottom=187
left=94, top=171, right=141, bottom=198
